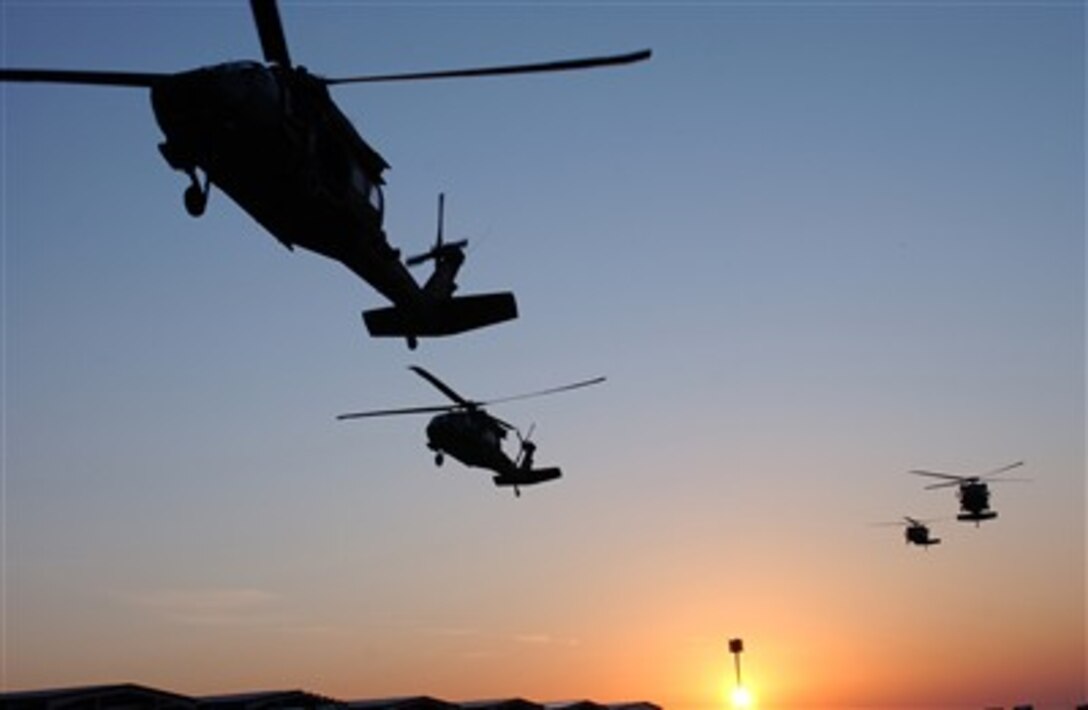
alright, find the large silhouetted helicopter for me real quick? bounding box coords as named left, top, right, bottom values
left=0, top=0, right=651, bottom=349
left=337, top=366, right=605, bottom=496
left=909, top=461, right=1027, bottom=525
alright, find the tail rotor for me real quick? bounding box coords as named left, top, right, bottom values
left=405, top=192, right=468, bottom=267
left=515, top=423, right=537, bottom=471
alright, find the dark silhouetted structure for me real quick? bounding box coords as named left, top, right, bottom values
left=0, top=686, right=659, bottom=710
left=544, top=702, right=607, bottom=710
left=604, top=703, right=660, bottom=710
left=1, top=683, right=195, bottom=710
left=348, top=697, right=457, bottom=710
left=459, top=700, right=540, bottom=710
left=198, top=691, right=344, bottom=710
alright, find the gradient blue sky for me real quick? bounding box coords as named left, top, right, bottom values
left=2, top=3, right=1084, bottom=709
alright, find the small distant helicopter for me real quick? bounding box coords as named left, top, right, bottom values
left=909, top=461, right=1027, bottom=525
left=875, top=516, right=942, bottom=548
left=0, top=0, right=651, bottom=349
left=337, top=366, right=605, bottom=496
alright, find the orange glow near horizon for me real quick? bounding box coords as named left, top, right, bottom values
left=730, top=686, right=754, bottom=709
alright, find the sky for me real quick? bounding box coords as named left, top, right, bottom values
left=1, top=2, right=1084, bottom=709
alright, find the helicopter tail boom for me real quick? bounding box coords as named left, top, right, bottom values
left=362, top=291, right=517, bottom=341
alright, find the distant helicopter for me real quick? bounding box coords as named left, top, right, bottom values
left=337, top=366, right=605, bottom=496
left=0, top=0, right=651, bottom=349
left=909, top=461, right=1027, bottom=525
left=875, top=517, right=942, bottom=548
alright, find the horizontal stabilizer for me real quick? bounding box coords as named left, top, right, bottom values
left=958, top=511, right=997, bottom=523
left=363, top=292, right=517, bottom=339
left=493, top=467, right=562, bottom=488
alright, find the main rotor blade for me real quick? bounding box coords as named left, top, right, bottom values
left=323, top=48, right=652, bottom=86
left=337, top=404, right=454, bottom=420
left=908, top=469, right=967, bottom=482
left=983, top=460, right=1025, bottom=477
left=409, top=365, right=472, bottom=407
left=924, top=480, right=970, bottom=490
left=0, top=68, right=166, bottom=88
left=871, top=516, right=937, bottom=527
left=251, top=0, right=292, bottom=67
left=485, top=376, right=606, bottom=406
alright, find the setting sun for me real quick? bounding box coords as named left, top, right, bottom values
left=730, top=686, right=754, bottom=709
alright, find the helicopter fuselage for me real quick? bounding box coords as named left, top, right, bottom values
left=425, top=410, right=516, bottom=474
left=957, top=480, right=997, bottom=523
left=151, top=61, right=421, bottom=305
left=904, top=524, right=940, bottom=547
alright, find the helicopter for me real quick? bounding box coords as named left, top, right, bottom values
left=909, top=461, right=1027, bottom=525
left=874, top=517, right=942, bottom=548
left=337, top=365, right=605, bottom=496
left=0, top=0, right=651, bottom=349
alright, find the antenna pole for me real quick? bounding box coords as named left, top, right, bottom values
left=437, top=192, right=445, bottom=244
left=729, top=638, right=744, bottom=685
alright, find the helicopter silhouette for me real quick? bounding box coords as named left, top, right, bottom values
left=337, top=366, right=605, bottom=496
left=909, top=461, right=1027, bottom=525
left=0, top=0, right=651, bottom=349
left=874, top=516, right=942, bottom=548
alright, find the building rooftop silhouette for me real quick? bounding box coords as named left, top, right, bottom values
left=0, top=684, right=663, bottom=710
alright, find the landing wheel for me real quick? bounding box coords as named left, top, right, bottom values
left=184, top=183, right=207, bottom=217
left=183, top=170, right=209, bottom=217
left=434, top=452, right=444, bottom=467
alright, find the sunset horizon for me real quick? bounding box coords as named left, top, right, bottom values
left=2, top=1, right=1083, bottom=708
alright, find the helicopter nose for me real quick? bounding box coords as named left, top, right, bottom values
left=151, top=69, right=224, bottom=136
left=151, top=62, right=280, bottom=143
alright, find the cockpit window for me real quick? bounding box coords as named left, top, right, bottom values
left=215, top=61, right=278, bottom=103
left=369, top=183, right=384, bottom=216
left=349, top=163, right=384, bottom=220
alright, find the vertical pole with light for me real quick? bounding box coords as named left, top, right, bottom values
left=728, top=638, right=751, bottom=708
left=729, top=638, right=743, bottom=685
